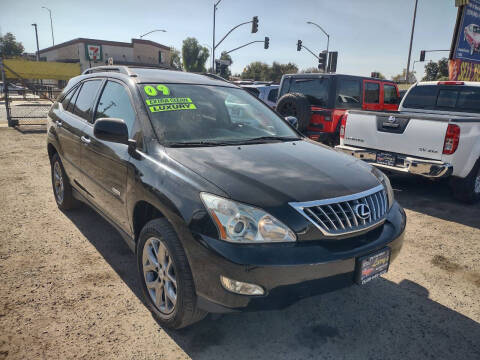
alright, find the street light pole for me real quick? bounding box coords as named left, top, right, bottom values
left=42, top=6, right=54, bottom=46
left=307, top=21, right=330, bottom=69
left=406, top=0, right=419, bottom=83
left=212, top=0, right=223, bottom=72
left=31, top=23, right=40, bottom=61
left=140, top=29, right=167, bottom=38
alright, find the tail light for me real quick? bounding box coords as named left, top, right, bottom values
left=311, top=108, right=332, bottom=125
left=443, top=124, right=460, bottom=155
left=438, top=81, right=464, bottom=85
left=339, top=114, right=348, bottom=139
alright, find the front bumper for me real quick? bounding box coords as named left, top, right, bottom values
left=187, top=201, right=406, bottom=313
left=335, top=145, right=452, bottom=178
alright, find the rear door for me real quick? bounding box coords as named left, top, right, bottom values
left=80, top=79, right=136, bottom=232
left=363, top=80, right=382, bottom=111
left=382, top=82, right=400, bottom=111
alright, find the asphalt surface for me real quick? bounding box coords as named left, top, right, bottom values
left=0, top=128, right=478, bottom=360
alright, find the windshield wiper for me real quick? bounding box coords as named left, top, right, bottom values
left=239, top=136, right=300, bottom=143
left=166, top=141, right=235, bottom=147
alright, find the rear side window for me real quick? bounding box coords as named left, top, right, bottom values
left=364, top=82, right=380, bottom=103
left=336, top=79, right=361, bottom=109
left=267, top=88, right=278, bottom=102
left=67, top=86, right=81, bottom=113
left=383, top=84, right=399, bottom=105
left=436, top=90, right=458, bottom=108
left=95, top=81, right=136, bottom=134
left=289, top=77, right=330, bottom=106
left=457, top=88, right=480, bottom=112
left=402, top=85, right=437, bottom=109
left=72, top=80, right=102, bottom=121
left=61, top=86, right=77, bottom=111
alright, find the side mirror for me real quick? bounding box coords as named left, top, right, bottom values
left=94, top=118, right=129, bottom=144
left=285, top=116, right=298, bottom=129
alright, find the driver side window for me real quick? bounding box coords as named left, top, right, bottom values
left=95, top=81, right=136, bottom=135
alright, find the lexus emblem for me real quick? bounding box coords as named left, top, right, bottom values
left=388, top=115, right=396, bottom=123
left=354, top=203, right=371, bottom=220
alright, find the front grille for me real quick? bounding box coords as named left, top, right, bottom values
left=289, top=185, right=388, bottom=237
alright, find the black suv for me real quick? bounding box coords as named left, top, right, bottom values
left=47, top=66, right=406, bottom=329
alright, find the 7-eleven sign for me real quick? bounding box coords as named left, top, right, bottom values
left=85, top=44, right=102, bottom=61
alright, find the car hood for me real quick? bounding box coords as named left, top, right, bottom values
left=165, top=140, right=381, bottom=208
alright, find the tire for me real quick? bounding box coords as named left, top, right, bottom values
left=276, top=92, right=311, bottom=132
left=450, top=158, right=480, bottom=204
left=50, top=153, right=78, bottom=210
left=137, top=218, right=207, bottom=329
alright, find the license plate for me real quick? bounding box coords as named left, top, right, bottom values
left=376, top=152, right=396, bottom=167
left=355, top=248, right=391, bottom=285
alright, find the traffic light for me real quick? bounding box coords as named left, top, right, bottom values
left=420, top=50, right=426, bottom=62
left=318, top=50, right=327, bottom=72
left=297, top=40, right=302, bottom=51
left=252, top=16, right=258, bottom=33
left=264, top=36, right=269, bottom=49
left=328, top=51, right=338, bottom=73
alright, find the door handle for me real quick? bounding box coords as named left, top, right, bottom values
left=81, top=136, right=91, bottom=144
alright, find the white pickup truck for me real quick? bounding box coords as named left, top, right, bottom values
left=335, top=81, right=480, bottom=203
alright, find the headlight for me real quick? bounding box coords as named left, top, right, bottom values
left=372, top=168, right=394, bottom=209
left=200, top=193, right=296, bottom=243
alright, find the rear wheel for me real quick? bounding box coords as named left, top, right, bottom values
left=50, top=153, right=78, bottom=210
left=451, top=158, right=480, bottom=204
left=137, top=218, right=207, bottom=329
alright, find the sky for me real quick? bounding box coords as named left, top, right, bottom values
left=0, top=0, right=457, bottom=79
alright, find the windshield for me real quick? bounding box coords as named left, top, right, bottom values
left=139, top=83, right=299, bottom=146
left=473, top=25, right=480, bottom=33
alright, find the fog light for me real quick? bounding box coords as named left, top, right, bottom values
left=220, top=276, right=265, bottom=296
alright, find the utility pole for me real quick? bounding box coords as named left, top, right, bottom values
left=212, top=0, right=222, bottom=72
left=31, top=23, right=40, bottom=61
left=406, top=0, right=419, bottom=83
left=42, top=6, right=54, bottom=46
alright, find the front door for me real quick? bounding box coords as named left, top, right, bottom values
left=81, top=80, right=137, bottom=233
left=363, top=80, right=382, bottom=111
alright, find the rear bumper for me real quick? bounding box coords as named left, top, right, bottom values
left=188, top=202, right=406, bottom=313
left=335, top=145, right=453, bottom=178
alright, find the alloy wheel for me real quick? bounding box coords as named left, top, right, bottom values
left=53, top=161, right=64, bottom=204
left=142, top=237, right=177, bottom=314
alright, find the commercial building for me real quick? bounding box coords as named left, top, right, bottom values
left=38, top=37, right=172, bottom=73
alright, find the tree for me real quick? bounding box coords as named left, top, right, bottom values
left=392, top=68, right=416, bottom=83
left=437, top=58, right=449, bottom=79
left=218, top=51, right=232, bottom=79
left=372, top=71, right=386, bottom=79
left=241, top=61, right=270, bottom=80
left=422, top=61, right=439, bottom=81
left=181, top=37, right=209, bottom=72
left=0, top=33, right=24, bottom=57
left=241, top=61, right=298, bottom=82
left=301, top=67, right=323, bottom=73
left=169, top=47, right=182, bottom=70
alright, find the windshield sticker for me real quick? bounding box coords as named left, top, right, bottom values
left=149, top=103, right=197, bottom=112
left=144, top=85, right=157, bottom=96
left=146, top=97, right=193, bottom=105
left=156, top=84, right=170, bottom=95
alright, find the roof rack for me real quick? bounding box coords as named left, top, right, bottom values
left=82, top=66, right=134, bottom=76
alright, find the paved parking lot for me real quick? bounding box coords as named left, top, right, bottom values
left=0, top=128, right=478, bottom=360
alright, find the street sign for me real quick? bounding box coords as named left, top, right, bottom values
left=215, top=59, right=232, bottom=66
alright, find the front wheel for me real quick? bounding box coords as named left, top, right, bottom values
left=451, top=159, right=480, bottom=204
left=137, top=218, right=207, bottom=329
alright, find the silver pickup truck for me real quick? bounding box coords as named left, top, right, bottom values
left=336, top=81, right=480, bottom=203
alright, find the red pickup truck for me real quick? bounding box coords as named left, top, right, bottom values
left=276, top=74, right=401, bottom=145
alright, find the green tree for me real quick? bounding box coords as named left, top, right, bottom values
left=0, top=33, right=24, bottom=57
left=437, top=58, right=449, bottom=78
left=422, top=61, right=439, bottom=81
left=181, top=37, right=209, bottom=72
left=372, top=71, right=386, bottom=79
left=241, top=61, right=270, bottom=80
left=271, top=62, right=298, bottom=82
left=301, top=67, right=323, bottom=73
left=218, top=51, right=232, bottom=79
left=169, top=47, right=183, bottom=70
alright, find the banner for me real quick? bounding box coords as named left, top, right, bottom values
left=454, top=0, right=480, bottom=63
left=3, top=59, right=81, bottom=80
left=449, top=58, right=480, bottom=81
